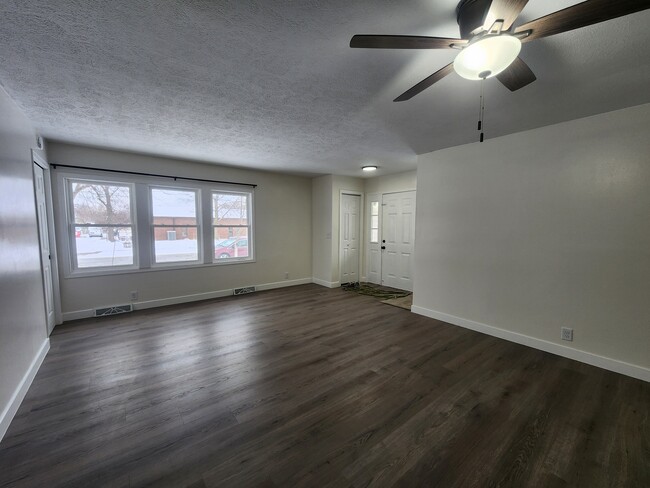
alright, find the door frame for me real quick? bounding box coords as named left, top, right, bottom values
left=338, top=190, right=363, bottom=285
left=365, top=189, right=417, bottom=288
left=33, top=151, right=62, bottom=330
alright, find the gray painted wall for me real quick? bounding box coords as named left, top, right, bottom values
left=414, top=103, right=650, bottom=374
left=0, top=87, right=48, bottom=436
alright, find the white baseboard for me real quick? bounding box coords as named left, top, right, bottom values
left=62, top=278, right=314, bottom=321
left=312, top=278, right=341, bottom=288
left=411, top=305, right=650, bottom=383
left=0, top=338, right=50, bottom=442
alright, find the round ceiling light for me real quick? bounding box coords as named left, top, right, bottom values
left=362, top=165, right=378, bottom=172
left=453, top=35, right=521, bottom=80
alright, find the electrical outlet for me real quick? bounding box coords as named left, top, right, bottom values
left=130, top=290, right=138, bottom=301
left=561, top=327, right=573, bottom=342
left=284, top=272, right=289, bottom=279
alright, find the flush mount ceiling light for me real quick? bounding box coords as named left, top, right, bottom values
left=453, top=34, right=521, bottom=80
left=362, top=165, right=378, bottom=172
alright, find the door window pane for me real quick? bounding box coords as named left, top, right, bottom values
left=370, top=201, right=380, bottom=244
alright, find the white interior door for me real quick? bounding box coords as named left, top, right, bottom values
left=33, top=163, right=55, bottom=333
left=366, top=193, right=381, bottom=284
left=381, top=191, right=416, bottom=291
left=340, top=193, right=360, bottom=284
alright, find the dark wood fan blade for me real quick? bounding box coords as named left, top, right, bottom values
left=484, top=0, right=530, bottom=31
left=394, top=63, right=455, bottom=102
left=350, top=35, right=466, bottom=49
left=515, top=0, right=650, bottom=42
left=497, top=57, right=536, bottom=91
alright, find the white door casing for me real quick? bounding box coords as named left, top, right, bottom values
left=340, top=193, right=361, bottom=284
left=33, top=162, right=56, bottom=333
left=381, top=191, right=416, bottom=291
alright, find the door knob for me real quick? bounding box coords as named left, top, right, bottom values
left=381, top=246, right=386, bottom=250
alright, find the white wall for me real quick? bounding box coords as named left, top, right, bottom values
left=47, top=143, right=312, bottom=317
left=311, top=175, right=333, bottom=286
left=364, top=170, right=416, bottom=195
left=0, top=88, right=50, bottom=439
left=413, top=103, right=650, bottom=380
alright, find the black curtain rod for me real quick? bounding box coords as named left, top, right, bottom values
left=50, top=163, right=257, bottom=188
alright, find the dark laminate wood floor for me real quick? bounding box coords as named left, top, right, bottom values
left=1, top=284, right=648, bottom=487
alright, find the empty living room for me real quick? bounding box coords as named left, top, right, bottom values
left=1, top=1, right=649, bottom=487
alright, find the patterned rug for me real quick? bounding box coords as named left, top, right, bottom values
left=342, top=282, right=412, bottom=301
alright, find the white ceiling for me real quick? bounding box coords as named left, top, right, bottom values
left=1, top=1, right=649, bottom=177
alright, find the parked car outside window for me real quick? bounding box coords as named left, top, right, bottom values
left=215, top=238, right=248, bottom=259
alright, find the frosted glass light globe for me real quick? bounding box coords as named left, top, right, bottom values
left=454, top=35, right=521, bottom=80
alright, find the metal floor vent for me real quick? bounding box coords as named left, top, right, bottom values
left=234, top=286, right=256, bottom=296
left=95, top=304, right=133, bottom=317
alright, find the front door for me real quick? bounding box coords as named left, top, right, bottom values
left=381, top=191, right=416, bottom=291
left=340, top=193, right=360, bottom=285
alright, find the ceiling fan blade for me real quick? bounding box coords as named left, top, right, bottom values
left=497, top=57, right=536, bottom=91
left=484, top=0, right=530, bottom=31
left=515, top=0, right=650, bottom=42
left=350, top=35, right=466, bottom=49
left=394, top=63, right=455, bottom=102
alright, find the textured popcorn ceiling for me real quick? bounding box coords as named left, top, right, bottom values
left=1, top=1, right=649, bottom=176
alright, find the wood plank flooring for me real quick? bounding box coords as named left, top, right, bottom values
left=0, top=284, right=648, bottom=487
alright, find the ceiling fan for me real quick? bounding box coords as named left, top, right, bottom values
left=350, top=0, right=650, bottom=102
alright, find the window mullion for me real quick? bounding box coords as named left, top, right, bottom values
left=135, top=183, right=151, bottom=269
left=201, top=188, right=213, bottom=264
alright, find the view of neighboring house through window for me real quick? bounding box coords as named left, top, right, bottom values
left=213, top=191, right=252, bottom=261
left=68, top=179, right=135, bottom=269
left=151, top=187, right=200, bottom=263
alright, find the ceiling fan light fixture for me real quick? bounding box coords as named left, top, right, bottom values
left=453, top=35, right=521, bottom=80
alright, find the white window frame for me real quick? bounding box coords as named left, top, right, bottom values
left=64, top=177, right=138, bottom=275
left=212, top=190, right=254, bottom=264
left=55, top=168, right=256, bottom=278
left=149, top=185, right=203, bottom=267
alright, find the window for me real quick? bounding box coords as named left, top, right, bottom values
left=213, top=191, right=252, bottom=261
left=68, top=179, right=135, bottom=269
left=370, top=201, right=380, bottom=243
left=60, top=170, right=255, bottom=276
left=151, top=187, right=200, bottom=264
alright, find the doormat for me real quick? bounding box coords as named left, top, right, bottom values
left=381, top=295, right=413, bottom=310
left=342, top=282, right=411, bottom=300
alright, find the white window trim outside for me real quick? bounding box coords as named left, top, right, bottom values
left=55, top=168, right=256, bottom=278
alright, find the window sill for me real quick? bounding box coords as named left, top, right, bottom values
left=64, top=258, right=256, bottom=279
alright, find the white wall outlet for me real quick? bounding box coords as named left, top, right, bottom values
left=284, top=272, right=289, bottom=279
left=561, top=327, right=573, bottom=342
left=130, top=290, right=138, bottom=301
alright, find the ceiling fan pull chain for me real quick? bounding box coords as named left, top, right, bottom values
left=478, top=77, right=486, bottom=142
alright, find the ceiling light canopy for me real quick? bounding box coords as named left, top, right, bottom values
left=454, top=35, right=521, bottom=80
left=362, top=165, right=378, bottom=172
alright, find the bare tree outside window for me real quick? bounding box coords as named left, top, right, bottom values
left=69, top=180, right=135, bottom=268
